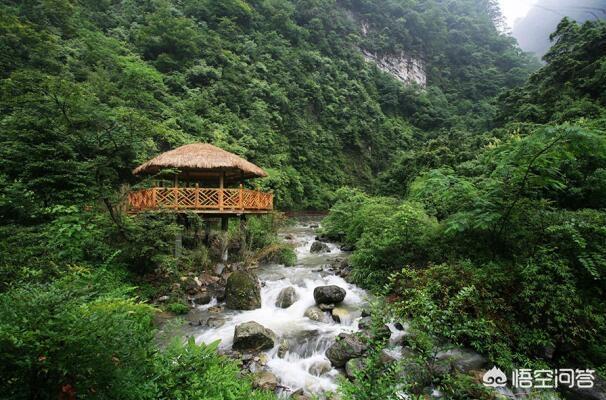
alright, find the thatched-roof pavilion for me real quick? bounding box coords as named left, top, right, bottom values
left=133, top=143, right=268, bottom=182
left=127, top=143, right=273, bottom=216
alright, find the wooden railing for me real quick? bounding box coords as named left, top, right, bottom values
left=127, top=187, right=273, bottom=213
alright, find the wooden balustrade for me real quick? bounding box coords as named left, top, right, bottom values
left=127, top=187, right=273, bottom=213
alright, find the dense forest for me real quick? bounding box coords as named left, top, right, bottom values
left=1, top=0, right=605, bottom=399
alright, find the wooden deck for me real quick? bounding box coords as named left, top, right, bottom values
left=128, top=187, right=273, bottom=214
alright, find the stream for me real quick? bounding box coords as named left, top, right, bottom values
left=191, top=217, right=369, bottom=396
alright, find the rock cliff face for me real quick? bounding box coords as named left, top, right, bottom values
left=361, top=50, right=427, bottom=87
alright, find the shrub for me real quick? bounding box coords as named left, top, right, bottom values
left=154, top=337, right=276, bottom=400
left=349, top=201, right=438, bottom=289
left=0, top=268, right=157, bottom=400
left=166, top=301, right=190, bottom=315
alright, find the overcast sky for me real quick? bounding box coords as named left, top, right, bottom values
left=499, top=0, right=537, bottom=28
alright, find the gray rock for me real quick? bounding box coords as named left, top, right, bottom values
left=225, top=271, right=261, bottom=310
left=214, top=263, right=226, bottom=275
left=331, top=307, right=350, bottom=323
left=158, top=295, right=170, bottom=302
left=563, top=375, right=606, bottom=400
left=325, top=333, right=368, bottom=367
left=206, top=316, right=225, bottom=328
left=278, top=339, right=289, bottom=358
left=345, top=357, right=365, bottom=380
left=435, top=348, right=487, bottom=373
left=340, top=244, right=355, bottom=251
left=233, top=321, right=276, bottom=352
left=192, top=292, right=212, bottom=305
left=379, top=348, right=399, bottom=365
left=309, top=360, right=332, bottom=376
left=291, top=388, right=311, bottom=400
left=313, top=285, right=346, bottom=304
left=304, top=306, right=326, bottom=322
left=276, top=286, right=298, bottom=308
left=310, top=241, right=330, bottom=253
left=358, top=317, right=391, bottom=341
left=252, top=370, right=278, bottom=391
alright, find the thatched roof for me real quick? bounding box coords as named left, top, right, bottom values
left=133, top=143, right=268, bottom=180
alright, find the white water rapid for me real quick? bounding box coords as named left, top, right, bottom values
left=193, top=218, right=369, bottom=397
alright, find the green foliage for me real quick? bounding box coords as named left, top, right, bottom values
left=326, top=23, right=606, bottom=381
left=166, top=302, right=190, bottom=315
left=154, top=337, right=275, bottom=400
left=497, top=18, right=606, bottom=125
left=323, top=188, right=438, bottom=289
left=0, top=268, right=157, bottom=400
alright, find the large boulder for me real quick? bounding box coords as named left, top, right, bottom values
left=225, top=271, right=261, bottom=310
left=313, top=285, right=346, bottom=304
left=325, top=333, right=367, bottom=367
left=233, top=321, right=276, bottom=352
left=310, top=241, right=330, bottom=253
left=276, top=286, right=298, bottom=308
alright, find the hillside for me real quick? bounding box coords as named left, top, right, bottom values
left=0, top=0, right=537, bottom=213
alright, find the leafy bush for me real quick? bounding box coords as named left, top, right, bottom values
left=0, top=268, right=157, bottom=400
left=166, top=302, right=190, bottom=315
left=154, top=338, right=275, bottom=400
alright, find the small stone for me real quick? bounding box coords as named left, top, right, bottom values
left=214, top=263, right=226, bottom=275
left=276, top=286, right=298, bottom=308
left=158, top=295, right=170, bottom=302
left=291, top=388, right=310, bottom=400
left=208, top=305, right=223, bottom=313
left=304, top=306, right=326, bottom=322
left=310, top=241, right=330, bottom=253
left=252, top=371, right=277, bottom=391
left=394, top=322, right=404, bottom=331
left=331, top=307, right=350, bottom=323
left=192, top=292, right=212, bottom=305
left=361, top=308, right=371, bottom=317
left=379, top=348, right=398, bottom=365
left=206, top=316, right=225, bottom=328
left=278, top=339, right=289, bottom=358
left=309, top=360, right=332, bottom=376
left=435, top=348, right=487, bottom=373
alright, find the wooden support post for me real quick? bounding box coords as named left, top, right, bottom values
left=239, top=171, right=244, bottom=210
left=173, top=174, right=178, bottom=210
left=204, top=219, right=211, bottom=245
left=239, top=214, right=247, bottom=255
left=195, top=183, right=199, bottom=208
left=219, top=171, right=224, bottom=211
left=221, top=216, right=229, bottom=231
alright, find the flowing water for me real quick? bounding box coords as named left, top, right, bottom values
left=192, top=218, right=369, bottom=396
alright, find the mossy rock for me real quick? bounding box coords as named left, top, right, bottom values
left=225, top=271, right=261, bottom=310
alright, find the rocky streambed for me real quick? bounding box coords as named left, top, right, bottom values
left=170, top=218, right=570, bottom=400
left=181, top=218, right=370, bottom=398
